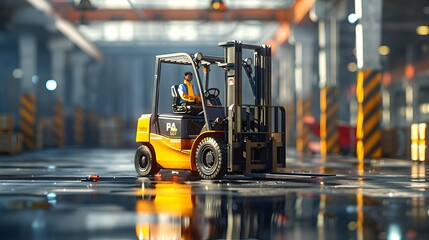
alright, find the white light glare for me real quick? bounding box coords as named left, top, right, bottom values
left=348, top=13, right=358, bottom=24
left=13, top=69, right=24, bottom=79
left=355, top=0, right=363, bottom=19
left=355, top=24, right=364, bottom=69
left=387, top=224, right=401, bottom=240
left=46, top=79, right=57, bottom=91
left=32, top=75, right=39, bottom=84
left=47, top=192, right=56, bottom=199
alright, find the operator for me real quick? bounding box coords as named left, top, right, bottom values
left=178, top=71, right=202, bottom=105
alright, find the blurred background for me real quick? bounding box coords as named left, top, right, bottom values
left=0, top=0, right=428, bottom=160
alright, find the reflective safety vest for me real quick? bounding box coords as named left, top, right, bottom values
left=178, top=80, right=197, bottom=104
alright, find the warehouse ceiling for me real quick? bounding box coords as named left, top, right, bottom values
left=48, top=0, right=297, bottom=46
left=2, top=0, right=429, bottom=68
left=78, top=21, right=279, bottom=46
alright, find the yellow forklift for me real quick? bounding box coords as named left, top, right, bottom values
left=135, top=40, right=286, bottom=180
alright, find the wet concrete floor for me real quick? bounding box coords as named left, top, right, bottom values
left=0, top=148, right=428, bottom=240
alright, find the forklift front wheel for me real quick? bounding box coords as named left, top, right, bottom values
left=195, top=137, right=226, bottom=180
left=135, top=145, right=159, bottom=177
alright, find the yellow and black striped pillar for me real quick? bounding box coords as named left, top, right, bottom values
left=320, top=86, right=339, bottom=156
left=356, top=69, right=382, bottom=160
left=19, top=92, right=37, bottom=150
left=73, top=106, right=84, bottom=145
left=53, top=100, right=65, bottom=147
left=296, top=97, right=312, bottom=156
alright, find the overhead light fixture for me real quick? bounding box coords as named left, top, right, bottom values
left=210, top=0, right=227, bottom=11
left=347, top=62, right=357, bottom=72
left=416, top=26, right=429, bottom=35
left=75, top=0, right=95, bottom=25
left=75, top=0, right=96, bottom=10
left=378, top=45, right=390, bottom=56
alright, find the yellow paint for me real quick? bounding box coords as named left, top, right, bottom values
left=363, top=72, right=381, bottom=95
left=150, top=134, right=193, bottom=170
left=161, top=137, right=191, bottom=151
left=19, top=94, right=36, bottom=112
left=19, top=93, right=37, bottom=150
left=356, top=71, right=364, bottom=143
left=320, top=87, right=339, bottom=155
left=327, top=135, right=339, bottom=149
left=357, top=140, right=364, bottom=161
left=326, top=102, right=338, bottom=119
left=363, top=111, right=380, bottom=133
left=362, top=92, right=381, bottom=117
left=356, top=70, right=365, bottom=104
left=136, top=114, right=151, bottom=142
left=296, top=97, right=305, bottom=155
left=135, top=112, right=225, bottom=170
left=356, top=70, right=382, bottom=160
left=363, top=97, right=381, bottom=120
left=19, top=109, right=35, bottom=124
left=154, top=131, right=223, bottom=170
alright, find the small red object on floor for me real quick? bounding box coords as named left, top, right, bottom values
left=84, top=175, right=99, bottom=182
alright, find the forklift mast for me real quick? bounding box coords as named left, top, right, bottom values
left=218, top=41, right=285, bottom=174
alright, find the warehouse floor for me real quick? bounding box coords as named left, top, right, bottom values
left=0, top=148, right=428, bottom=240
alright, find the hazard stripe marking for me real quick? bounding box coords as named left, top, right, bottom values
left=19, top=93, right=36, bottom=150
left=320, top=87, right=339, bottom=155
left=53, top=100, right=65, bottom=147
left=357, top=70, right=382, bottom=159
left=74, top=106, right=84, bottom=145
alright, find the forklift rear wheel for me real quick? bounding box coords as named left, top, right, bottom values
left=135, top=145, right=159, bottom=176
left=195, top=137, right=226, bottom=180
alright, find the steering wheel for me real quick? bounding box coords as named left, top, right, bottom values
left=203, top=88, right=220, bottom=100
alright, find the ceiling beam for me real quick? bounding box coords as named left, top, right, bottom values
left=59, top=8, right=294, bottom=22
left=291, top=0, right=316, bottom=23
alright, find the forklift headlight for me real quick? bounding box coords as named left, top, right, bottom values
left=194, top=52, right=203, bottom=61
left=244, top=58, right=252, bottom=66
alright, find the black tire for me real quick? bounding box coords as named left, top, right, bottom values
left=134, top=145, right=159, bottom=176
left=195, top=137, right=226, bottom=180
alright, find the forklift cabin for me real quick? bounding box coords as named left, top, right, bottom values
left=135, top=41, right=286, bottom=180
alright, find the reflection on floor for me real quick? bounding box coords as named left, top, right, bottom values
left=0, top=148, right=428, bottom=239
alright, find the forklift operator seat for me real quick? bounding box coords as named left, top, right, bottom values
left=171, top=85, right=184, bottom=113
left=171, top=85, right=205, bottom=115
left=171, top=85, right=200, bottom=114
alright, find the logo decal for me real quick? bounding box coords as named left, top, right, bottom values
left=166, top=122, right=177, bottom=136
